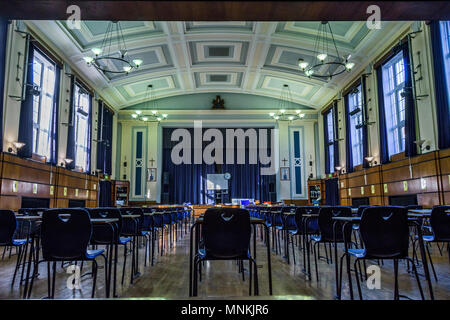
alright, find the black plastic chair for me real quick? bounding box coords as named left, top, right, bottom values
left=31, top=208, right=107, bottom=298
left=421, top=205, right=450, bottom=281
left=310, top=206, right=352, bottom=281
left=0, top=210, right=30, bottom=286
left=119, top=207, right=149, bottom=283
left=348, top=206, right=424, bottom=300
left=193, top=207, right=258, bottom=296
left=87, top=207, right=132, bottom=296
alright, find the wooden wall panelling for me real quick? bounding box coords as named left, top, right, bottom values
left=0, top=153, right=57, bottom=211
left=54, top=167, right=99, bottom=208
left=381, top=152, right=440, bottom=207
left=439, top=149, right=450, bottom=205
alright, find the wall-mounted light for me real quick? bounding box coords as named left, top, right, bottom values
left=365, top=156, right=374, bottom=166
left=8, top=141, right=26, bottom=154
left=335, top=166, right=342, bottom=174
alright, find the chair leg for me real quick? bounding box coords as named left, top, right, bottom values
left=12, top=246, right=23, bottom=287
left=313, top=242, right=319, bottom=281
left=121, top=244, right=128, bottom=285
left=406, top=257, right=424, bottom=300
left=394, top=259, right=399, bottom=300
left=51, top=261, right=57, bottom=299
left=291, top=235, right=296, bottom=265
left=91, top=260, right=98, bottom=298
left=354, top=258, right=363, bottom=300
left=425, top=244, right=438, bottom=281
left=248, top=259, right=252, bottom=296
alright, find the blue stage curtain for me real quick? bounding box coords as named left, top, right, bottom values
left=399, top=42, right=417, bottom=157
left=0, top=19, right=8, bottom=152
left=325, top=177, right=340, bottom=205
left=162, top=127, right=274, bottom=204
left=344, top=93, right=353, bottom=173
left=430, top=21, right=450, bottom=149
left=376, top=66, right=390, bottom=164
left=96, top=100, right=113, bottom=175
left=65, top=77, right=76, bottom=169
left=361, top=77, right=370, bottom=168
left=323, top=110, right=330, bottom=174
left=17, top=42, right=35, bottom=158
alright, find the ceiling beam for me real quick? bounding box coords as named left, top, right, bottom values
left=1, top=1, right=450, bottom=21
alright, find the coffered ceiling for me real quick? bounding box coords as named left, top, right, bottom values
left=26, top=20, right=410, bottom=111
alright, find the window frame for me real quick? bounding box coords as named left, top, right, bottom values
left=346, top=84, right=364, bottom=167
left=381, top=50, right=406, bottom=158
left=72, top=83, right=91, bottom=172
left=31, top=48, right=57, bottom=160
left=325, top=108, right=335, bottom=173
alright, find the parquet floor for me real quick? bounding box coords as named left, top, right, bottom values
left=0, top=225, right=449, bottom=300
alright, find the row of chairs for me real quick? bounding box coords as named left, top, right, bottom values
left=0, top=206, right=192, bottom=298
left=246, top=204, right=450, bottom=299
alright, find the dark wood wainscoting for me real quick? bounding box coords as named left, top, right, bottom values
left=0, top=152, right=99, bottom=211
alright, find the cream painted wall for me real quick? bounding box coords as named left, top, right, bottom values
left=1, top=21, right=117, bottom=178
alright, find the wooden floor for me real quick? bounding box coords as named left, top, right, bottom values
left=0, top=225, right=449, bottom=300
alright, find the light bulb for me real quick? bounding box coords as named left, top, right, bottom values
left=305, top=69, right=314, bottom=77
left=274, top=116, right=279, bottom=120
left=152, top=110, right=157, bottom=115
left=300, top=113, right=305, bottom=118
left=288, top=116, right=294, bottom=121
left=83, top=56, right=93, bottom=64
left=298, top=59, right=309, bottom=70
left=280, top=109, right=286, bottom=114
left=123, top=66, right=132, bottom=72
left=131, top=114, right=138, bottom=119
left=91, top=48, right=102, bottom=56
left=157, top=117, right=162, bottom=121
left=135, top=110, right=142, bottom=115
left=317, top=53, right=327, bottom=61
left=142, top=117, right=148, bottom=121
left=269, top=112, right=275, bottom=117
left=133, top=59, right=143, bottom=67
left=345, top=62, right=355, bottom=70
left=296, top=110, right=301, bottom=114
left=162, top=114, right=168, bottom=118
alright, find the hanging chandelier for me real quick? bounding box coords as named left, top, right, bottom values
left=269, top=84, right=305, bottom=121
left=297, top=21, right=355, bottom=80
left=83, top=21, right=143, bottom=74
left=131, top=84, right=167, bottom=122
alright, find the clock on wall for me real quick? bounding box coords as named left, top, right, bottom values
left=224, top=172, right=231, bottom=180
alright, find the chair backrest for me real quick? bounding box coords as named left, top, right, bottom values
left=203, top=207, right=251, bottom=259
left=119, top=207, right=144, bottom=234
left=141, top=207, right=157, bottom=230
left=0, top=210, right=17, bottom=246
left=430, top=205, right=450, bottom=241
left=360, top=206, right=409, bottom=258
left=41, top=208, right=92, bottom=260
left=294, top=206, right=319, bottom=232
left=356, top=205, right=371, bottom=217
left=87, top=207, right=123, bottom=242
left=18, top=208, right=47, bottom=216
left=318, top=206, right=352, bottom=242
